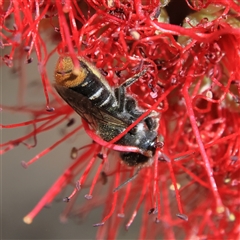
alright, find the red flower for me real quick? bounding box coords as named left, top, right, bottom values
left=1, top=0, right=240, bottom=239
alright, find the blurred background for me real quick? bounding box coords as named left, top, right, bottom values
left=2, top=1, right=239, bottom=239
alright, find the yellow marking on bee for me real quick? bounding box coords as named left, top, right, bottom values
left=55, top=56, right=87, bottom=88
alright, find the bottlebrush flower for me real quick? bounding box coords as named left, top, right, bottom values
left=1, top=0, right=240, bottom=239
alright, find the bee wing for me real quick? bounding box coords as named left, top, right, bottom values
left=54, top=85, right=128, bottom=129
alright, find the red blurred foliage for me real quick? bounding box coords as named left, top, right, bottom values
left=1, top=0, right=240, bottom=239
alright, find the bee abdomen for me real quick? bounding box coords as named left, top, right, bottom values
left=71, top=72, right=117, bottom=109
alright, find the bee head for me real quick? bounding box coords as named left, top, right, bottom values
left=55, top=56, right=87, bottom=88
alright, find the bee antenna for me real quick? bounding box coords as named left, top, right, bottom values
left=113, top=168, right=141, bottom=193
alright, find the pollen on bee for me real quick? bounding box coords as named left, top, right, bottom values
left=55, top=56, right=87, bottom=88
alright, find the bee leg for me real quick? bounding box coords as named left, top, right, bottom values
left=145, top=117, right=158, bottom=131
left=113, top=167, right=141, bottom=192
left=115, top=69, right=147, bottom=112
left=120, top=69, right=147, bottom=89
left=114, top=85, right=126, bottom=112
left=125, top=98, right=158, bottom=131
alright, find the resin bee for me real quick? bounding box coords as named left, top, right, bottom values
left=54, top=56, right=159, bottom=167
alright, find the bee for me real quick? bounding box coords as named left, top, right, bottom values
left=54, top=56, right=159, bottom=167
